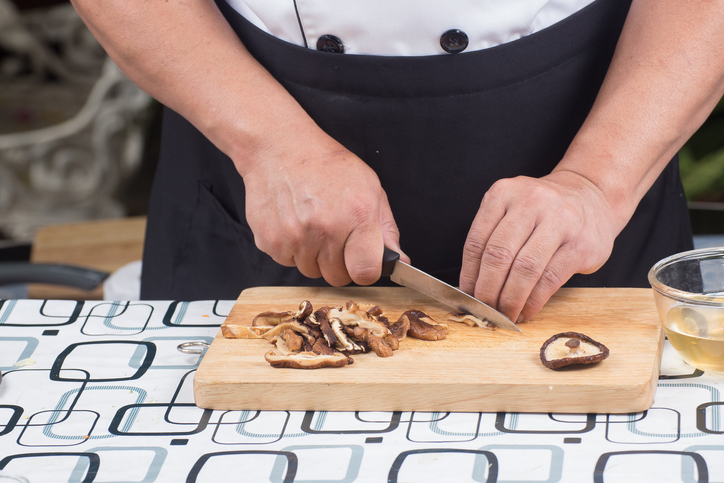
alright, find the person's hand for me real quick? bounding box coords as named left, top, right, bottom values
left=459, top=170, right=618, bottom=323
left=241, top=135, right=408, bottom=287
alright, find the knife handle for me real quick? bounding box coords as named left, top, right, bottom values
left=381, top=247, right=400, bottom=277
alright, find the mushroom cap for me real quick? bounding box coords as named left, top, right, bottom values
left=539, top=331, right=610, bottom=370
left=294, top=300, right=314, bottom=321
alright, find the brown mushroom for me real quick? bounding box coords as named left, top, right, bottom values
left=264, top=350, right=350, bottom=369
left=444, top=311, right=495, bottom=330
left=351, top=326, right=395, bottom=358
left=383, top=333, right=399, bottom=351
left=539, top=332, right=610, bottom=370
left=384, top=315, right=410, bottom=341
left=220, top=324, right=273, bottom=339
left=261, top=322, right=310, bottom=342
left=329, top=318, right=364, bottom=353
left=400, top=310, right=448, bottom=341
left=329, top=305, right=390, bottom=337
left=282, top=328, right=304, bottom=352
left=307, top=306, right=335, bottom=326
left=252, top=310, right=294, bottom=326
left=318, top=315, right=339, bottom=348
left=293, top=300, right=314, bottom=321
left=250, top=299, right=463, bottom=369
left=312, top=338, right=337, bottom=356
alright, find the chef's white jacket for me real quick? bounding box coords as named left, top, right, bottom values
left=226, top=0, right=597, bottom=56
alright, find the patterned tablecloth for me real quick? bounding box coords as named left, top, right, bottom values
left=0, top=298, right=722, bottom=483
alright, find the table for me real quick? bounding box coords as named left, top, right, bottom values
left=0, top=299, right=722, bottom=482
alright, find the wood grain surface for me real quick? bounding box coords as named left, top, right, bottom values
left=28, top=216, right=145, bottom=299
left=193, top=286, right=664, bottom=413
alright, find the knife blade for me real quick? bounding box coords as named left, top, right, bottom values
left=381, top=247, right=521, bottom=332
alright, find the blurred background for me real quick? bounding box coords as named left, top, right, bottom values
left=0, top=0, right=723, bottom=299
left=0, top=0, right=159, bottom=255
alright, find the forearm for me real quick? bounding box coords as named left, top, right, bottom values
left=70, top=0, right=323, bottom=176
left=72, top=0, right=406, bottom=285
left=554, top=0, right=724, bottom=231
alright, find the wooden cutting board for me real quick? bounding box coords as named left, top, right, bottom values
left=193, top=286, right=664, bottom=413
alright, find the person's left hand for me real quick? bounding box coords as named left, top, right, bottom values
left=459, top=170, right=619, bottom=323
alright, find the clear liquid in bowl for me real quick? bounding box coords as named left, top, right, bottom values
left=664, top=306, right=724, bottom=373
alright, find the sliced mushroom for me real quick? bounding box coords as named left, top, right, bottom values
left=351, top=326, right=394, bottom=358
left=252, top=310, right=294, bottom=326
left=307, top=306, right=335, bottom=326
left=400, top=310, right=448, bottom=341
left=366, top=305, right=384, bottom=318
left=261, top=322, right=296, bottom=342
left=293, top=300, right=314, bottom=321
left=282, top=328, right=304, bottom=352
left=318, top=315, right=339, bottom=348
left=444, top=311, right=495, bottom=330
left=329, top=318, right=364, bottom=353
left=383, top=333, right=399, bottom=351
left=312, top=338, right=336, bottom=356
left=264, top=350, right=350, bottom=369
left=220, top=324, right=273, bottom=339
left=384, top=315, right=410, bottom=341
left=328, top=302, right=375, bottom=323
left=539, top=332, right=610, bottom=370
left=250, top=299, right=466, bottom=369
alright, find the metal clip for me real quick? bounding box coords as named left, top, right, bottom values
left=176, top=341, right=210, bottom=354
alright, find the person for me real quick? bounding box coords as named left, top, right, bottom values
left=71, top=0, right=724, bottom=323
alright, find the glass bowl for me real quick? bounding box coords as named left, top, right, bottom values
left=648, top=247, right=724, bottom=374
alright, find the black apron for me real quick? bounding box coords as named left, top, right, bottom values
left=141, top=0, right=693, bottom=300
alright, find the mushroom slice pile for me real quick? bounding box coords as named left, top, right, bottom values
left=256, top=300, right=408, bottom=369
left=539, top=332, right=610, bottom=370
left=229, top=300, right=451, bottom=369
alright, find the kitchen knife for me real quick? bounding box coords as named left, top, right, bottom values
left=381, top=247, right=522, bottom=332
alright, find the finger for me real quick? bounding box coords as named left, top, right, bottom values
left=315, top=238, right=353, bottom=287
left=495, top=221, right=564, bottom=322
left=293, top=247, right=324, bottom=280
left=459, top=199, right=506, bottom=295
left=471, top=209, right=538, bottom=310
left=516, top=243, right=580, bottom=322
left=254, top=231, right=298, bottom=268
left=344, top=222, right=384, bottom=286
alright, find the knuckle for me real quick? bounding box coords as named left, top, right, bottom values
left=254, top=234, right=282, bottom=258
left=510, top=254, right=544, bottom=279
left=481, top=182, right=508, bottom=208
left=347, top=200, right=378, bottom=226
left=462, top=238, right=486, bottom=260
left=537, top=266, right=566, bottom=292
left=496, top=293, right=518, bottom=313
left=557, top=205, right=583, bottom=226
left=481, top=244, right=516, bottom=269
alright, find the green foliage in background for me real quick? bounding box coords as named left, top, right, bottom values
left=679, top=96, right=724, bottom=201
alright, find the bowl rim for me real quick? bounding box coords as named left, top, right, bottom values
left=648, top=247, right=724, bottom=305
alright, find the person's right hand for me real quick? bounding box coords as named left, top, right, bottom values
left=241, top=135, right=407, bottom=287
left=69, top=0, right=407, bottom=286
